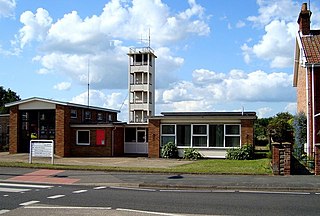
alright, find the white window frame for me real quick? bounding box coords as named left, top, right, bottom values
left=85, top=111, right=91, bottom=120
left=97, top=113, right=103, bottom=121
left=76, top=130, right=90, bottom=145
left=224, top=124, right=241, bottom=148
left=160, top=124, right=176, bottom=146
left=191, top=124, right=209, bottom=148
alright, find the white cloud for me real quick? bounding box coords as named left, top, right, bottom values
left=18, top=8, right=52, bottom=48
left=53, top=82, right=71, bottom=91
left=241, top=0, right=317, bottom=68
left=158, top=69, right=295, bottom=113
left=0, top=0, right=16, bottom=18
left=256, top=107, right=273, bottom=118
left=16, top=0, right=209, bottom=90
left=236, top=20, right=246, bottom=28
left=71, top=89, right=128, bottom=121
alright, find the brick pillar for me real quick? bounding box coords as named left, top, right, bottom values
left=315, top=144, right=320, bottom=175
left=9, top=106, right=19, bottom=154
left=148, top=119, right=160, bottom=158
left=283, top=142, right=292, bottom=175
left=272, top=142, right=280, bottom=175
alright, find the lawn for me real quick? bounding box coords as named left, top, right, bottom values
left=0, top=158, right=272, bottom=175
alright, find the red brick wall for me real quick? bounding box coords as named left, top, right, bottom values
left=9, top=106, right=19, bottom=154
left=69, top=127, right=115, bottom=157
left=148, top=119, right=160, bottom=158
left=55, top=105, right=71, bottom=157
left=241, top=119, right=255, bottom=146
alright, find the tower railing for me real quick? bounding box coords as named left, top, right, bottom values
left=129, top=47, right=154, bottom=54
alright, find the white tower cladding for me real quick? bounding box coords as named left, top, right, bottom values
left=128, top=47, right=156, bottom=124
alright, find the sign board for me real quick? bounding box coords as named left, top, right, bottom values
left=29, top=140, right=54, bottom=164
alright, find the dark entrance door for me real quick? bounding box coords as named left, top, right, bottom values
left=19, top=110, right=55, bottom=153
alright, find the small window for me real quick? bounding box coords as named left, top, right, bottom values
left=108, top=114, right=113, bottom=122
left=71, top=109, right=77, bottom=119
left=225, top=125, right=241, bottom=147
left=161, top=124, right=176, bottom=146
left=85, top=111, right=91, bottom=120
left=77, top=130, right=90, bottom=145
left=97, top=113, right=103, bottom=121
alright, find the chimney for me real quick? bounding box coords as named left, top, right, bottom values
left=297, top=3, right=312, bottom=35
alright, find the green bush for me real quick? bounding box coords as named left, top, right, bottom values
left=183, top=148, right=203, bottom=160
left=226, top=145, right=254, bottom=160
left=161, top=142, right=178, bottom=158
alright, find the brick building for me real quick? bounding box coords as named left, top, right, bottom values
left=5, top=97, right=124, bottom=157
left=293, top=3, right=320, bottom=157
left=0, top=114, right=9, bottom=151
left=148, top=112, right=256, bottom=158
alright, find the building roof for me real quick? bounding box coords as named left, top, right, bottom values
left=149, top=111, right=256, bottom=120
left=300, top=30, right=320, bottom=64
left=5, top=97, right=120, bottom=113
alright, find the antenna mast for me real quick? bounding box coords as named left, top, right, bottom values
left=87, top=59, right=90, bottom=107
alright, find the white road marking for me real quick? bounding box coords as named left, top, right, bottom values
left=0, top=188, right=30, bottom=193
left=0, top=210, right=10, bottom=215
left=110, top=186, right=156, bottom=192
left=47, top=195, right=65, bottom=199
left=25, top=206, right=112, bottom=210
left=239, top=190, right=310, bottom=195
left=94, top=186, right=107, bottom=190
left=20, top=200, right=40, bottom=206
left=72, top=190, right=87, bottom=194
left=3, top=195, right=9, bottom=197
left=0, top=183, right=53, bottom=189
left=315, top=193, right=320, bottom=195
left=117, top=208, right=183, bottom=216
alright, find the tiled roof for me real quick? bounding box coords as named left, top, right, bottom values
left=301, top=30, right=320, bottom=64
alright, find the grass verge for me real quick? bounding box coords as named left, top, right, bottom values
left=0, top=158, right=272, bottom=175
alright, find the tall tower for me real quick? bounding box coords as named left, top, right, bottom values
left=128, top=47, right=156, bottom=124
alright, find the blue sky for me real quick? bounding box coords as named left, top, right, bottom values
left=1, top=0, right=320, bottom=121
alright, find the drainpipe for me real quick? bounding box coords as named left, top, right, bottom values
left=306, top=67, right=310, bottom=155
left=112, top=126, right=117, bottom=157
left=312, top=64, right=315, bottom=155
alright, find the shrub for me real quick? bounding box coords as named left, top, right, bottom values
left=226, top=145, right=254, bottom=160
left=161, top=142, right=178, bottom=158
left=183, top=148, right=203, bottom=160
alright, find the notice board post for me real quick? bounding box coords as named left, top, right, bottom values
left=29, top=140, right=54, bottom=164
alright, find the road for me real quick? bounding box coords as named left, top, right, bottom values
left=1, top=182, right=320, bottom=215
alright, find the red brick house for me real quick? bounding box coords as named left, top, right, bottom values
left=148, top=112, right=256, bottom=158
left=5, top=97, right=124, bottom=157
left=293, top=3, right=320, bottom=158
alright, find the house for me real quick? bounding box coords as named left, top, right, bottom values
left=148, top=112, right=256, bottom=158
left=293, top=3, right=320, bottom=157
left=5, top=97, right=124, bottom=157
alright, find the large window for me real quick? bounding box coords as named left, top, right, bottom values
left=161, top=125, right=175, bottom=146
left=177, top=125, right=191, bottom=146
left=209, top=125, right=224, bottom=147
left=192, top=125, right=208, bottom=147
left=77, top=130, right=90, bottom=145
left=160, top=123, right=241, bottom=148
left=225, top=125, right=240, bottom=147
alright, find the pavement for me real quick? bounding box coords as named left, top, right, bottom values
left=1, top=152, right=320, bottom=192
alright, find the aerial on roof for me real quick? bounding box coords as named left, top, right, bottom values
left=5, top=97, right=120, bottom=113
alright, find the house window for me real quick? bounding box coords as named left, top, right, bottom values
left=85, top=111, right=91, bottom=120
left=108, top=114, right=113, bottom=122
left=71, top=109, right=77, bottom=118
left=97, top=113, right=103, bottom=121
left=161, top=124, right=175, bottom=146
left=192, top=125, right=208, bottom=147
left=125, top=128, right=136, bottom=142
left=209, top=125, right=224, bottom=147
left=225, top=125, right=241, bottom=147
left=177, top=125, right=191, bottom=147
left=76, top=130, right=90, bottom=145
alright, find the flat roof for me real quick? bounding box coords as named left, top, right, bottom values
left=5, top=97, right=120, bottom=113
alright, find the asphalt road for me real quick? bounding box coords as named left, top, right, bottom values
left=1, top=182, right=320, bottom=215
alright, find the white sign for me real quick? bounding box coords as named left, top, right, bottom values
left=29, top=140, right=54, bottom=164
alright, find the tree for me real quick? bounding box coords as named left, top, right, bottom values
left=293, top=112, right=307, bottom=159
left=0, top=86, right=21, bottom=114
left=254, top=117, right=272, bottom=146
left=267, top=112, right=294, bottom=144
